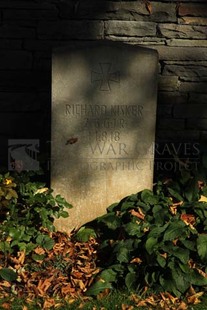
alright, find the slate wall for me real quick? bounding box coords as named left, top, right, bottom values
left=0, top=0, right=206, bottom=176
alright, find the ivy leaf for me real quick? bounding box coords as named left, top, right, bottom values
left=0, top=268, right=17, bottom=282
left=116, top=247, right=130, bottom=263
left=97, top=213, right=121, bottom=230
left=145, top=237, right=157, bottom=255
left=125, top=272, right=137, bottom=291
left=75, top=226, right=97, bottom=242
left=190, top=269, right=207, bottom=286
left=167, top=187, right=183, bottom=202
left=197, top=234, right=207, bottom=263
left=124, top=222, right=143, bottom=237
left=171, top=266, right=190, bottom=294
left=86, top=279, right=113, bottom=296
left=141, top=189, right=158, bottom=205
left=163, top=221, right=186, bottom=241
left=100, top=269, right=117, bottom=283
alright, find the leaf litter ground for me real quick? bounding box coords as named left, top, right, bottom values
left=0, top=229, right=206, bottom=309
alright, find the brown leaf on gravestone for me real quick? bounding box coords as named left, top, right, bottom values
left=65, top=137, right=78, bottom=145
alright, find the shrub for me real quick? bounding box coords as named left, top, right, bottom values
left=80, top=170, right=207, bottom=298
left=0, top=171, right=72, bottom=258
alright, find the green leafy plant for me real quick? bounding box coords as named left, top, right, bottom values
left=0, top=171, right=72, bottom=263
left=79, top=171, right=207, bottom=298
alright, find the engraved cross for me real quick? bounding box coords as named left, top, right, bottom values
left=91, top=63, right=120, bottom=91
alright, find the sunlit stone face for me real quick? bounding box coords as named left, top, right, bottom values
left=51, top=42, right=158, bottom=232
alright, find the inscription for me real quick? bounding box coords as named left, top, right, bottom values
left=90, top=142, right=128, bottom=156
left=81, top=160, right=147, bottom=171
left=84, top=118, right=125, bottom=129
left=94, top=131, right=120, bottom=142
left=66, top=104, right=143, bottom=117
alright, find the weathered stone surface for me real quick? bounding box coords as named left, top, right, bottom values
left=158, top=24, right=207, bottom=39
left=158, top=75, right=179, bottom=91
left=166, top=39, right=207, bottom=47
left=178, top=4, right=207, bottom=17
left=163, top=63, right=207, bottom=81
left=3, top=8, right=58, bottom=20
left=179, top=82, right=207, bottom=93
left=189, top=93, right=207, bottom=104
left=149, top=46, right=207, bottom=60
left=0, top=24, right=35, bottom=38
left=0, top=51, right=33, bottom=70
left=38, top=21, right=104, bottom=39
left=174, top=104, right=207, bottom=118
left=179, top=17, right=207, bottom=26
left=105, top=21, right=156, bottom=36
left=52, top=42, right=158, bottom=231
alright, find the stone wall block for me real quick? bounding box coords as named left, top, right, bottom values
left=105, top=21, right=156, bottom=36
left=0, top=92, right=49, bottom=111
left=0, top=51, right=33, bottom=70
left=38, top=21, right=104, bottom=39
left=174, top=104, right=207, bottom=118
left=0, top=39, right=22, bottom=49
left=187, top=119, right=207, bottom=130
left=0, top=71, right=50, bottom=91
left=0, top=24, right=35, bottom=38
left=179, top=82, right=207, bottom=93
left=157, top=119, right=185, bottom=130
left=163, top=63, right=207, bottom=82
left=59, top=1, right=149, bottom=20
left=150, top=2, right=176, bottom=22
left=3, top=9, right=58, bottom=21
left=166, top=39, right=207, bottom=47
left=158, top=24, right=207, bottom=39
left=149, top=46, right=207, bottom=61
left=158, top=75, right=179, bottom=91
left=189, top=93, right=207, bottom=104
left=158, top=91, right=188, bottom=105
left=179, top=17, right=207, bottom=26
left=178, top=4, right=207, bottom=17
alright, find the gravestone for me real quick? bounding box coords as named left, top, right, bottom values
left=51, top=42, right=158, bottom=232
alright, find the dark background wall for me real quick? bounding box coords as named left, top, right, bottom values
left=0, top=0, right=207, bottom=179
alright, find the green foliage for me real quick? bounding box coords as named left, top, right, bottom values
left=80, top=176, right=207, bottom=298
left=0, top=171, right=72, bottom=258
